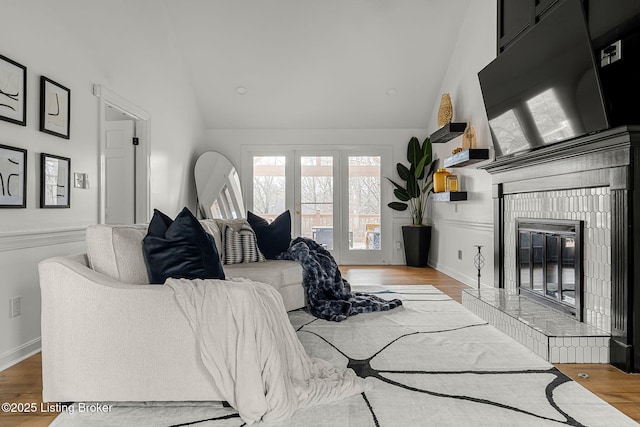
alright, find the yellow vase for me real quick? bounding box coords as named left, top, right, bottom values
left=433, top=168, right=451, bottom=193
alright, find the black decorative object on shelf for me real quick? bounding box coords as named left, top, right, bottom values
left=431, top=191, right=467, bottom=202
left=430, top=122, right=466, bottom=144
left=444, top=149, right=490, bottom=167
left=474, top=245, right=485, bottom=289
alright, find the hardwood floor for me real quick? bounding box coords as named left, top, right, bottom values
left=1, top=266, right=638, bottom=426
left=0, top=352, right=57, bottom=426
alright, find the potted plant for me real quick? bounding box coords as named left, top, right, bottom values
left=387, top=136, right=437, bottom=267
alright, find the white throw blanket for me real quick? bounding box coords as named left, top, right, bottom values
left=166, top=277, right=371, bottom=424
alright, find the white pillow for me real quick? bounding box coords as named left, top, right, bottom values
left=86, top=224, right=149, bottom=284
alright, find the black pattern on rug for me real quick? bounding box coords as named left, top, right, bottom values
left=169, top=412, right=242, bottom=427
left=276, top=237, right=402, bottom=321
left=53, top=286, right=633, bottom=427
left=299, top=315, right=584, bottom=426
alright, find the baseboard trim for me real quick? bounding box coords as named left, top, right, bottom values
left=431, top=261, right=490, bottom=289
left=0, top=227, right=85, bottom=252
left=0, top=337, right=41, bottom=372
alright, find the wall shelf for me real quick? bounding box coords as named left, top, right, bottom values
left=430, top=122, right=467, bottom=144
left=432, top=191, right=468, bottom=202
left=444, top=149, right=490, bottom=167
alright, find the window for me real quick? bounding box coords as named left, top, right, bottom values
left=252, top=156, right=286, bottom=219
left=348, top=156, right=381, bottom=250
left=300, top=156, right=334, bottom=249
left=244, top=146, right=391, bottom=264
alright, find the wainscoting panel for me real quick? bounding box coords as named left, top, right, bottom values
left=0, top=227, right=86, bottom=371
left=429, top=218, right=494, bottom=288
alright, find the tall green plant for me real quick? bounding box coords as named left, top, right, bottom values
left=387, top=136, right=437, bottom=225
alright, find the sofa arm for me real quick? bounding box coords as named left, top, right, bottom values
left=38, top=255, right=220, bottom=402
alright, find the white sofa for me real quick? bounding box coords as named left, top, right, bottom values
left=38, top=221, right=304, bottom=403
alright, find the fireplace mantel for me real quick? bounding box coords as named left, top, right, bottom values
left=481, top=125, right=640, bottom=372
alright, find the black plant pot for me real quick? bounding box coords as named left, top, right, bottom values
left=402, top=225, right=432, bottom=267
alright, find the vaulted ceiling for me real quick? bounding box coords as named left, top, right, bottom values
left=162, top=0, right=473, bottom=129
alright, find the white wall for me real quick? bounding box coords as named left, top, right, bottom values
left=0, top=0, right=205, bottom=369
left=206, top=1, right=499, bottom=283
left=426, top=0, right=497, bottom=287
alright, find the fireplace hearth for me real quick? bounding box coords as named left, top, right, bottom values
left=481, top=125, right=640, bottom=372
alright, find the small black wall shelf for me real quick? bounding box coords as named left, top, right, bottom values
left=432, top=191, right=468, bottom=202
left=444, top=149, right=490, bottom=167
left=430, top=122, right=467, bottom=144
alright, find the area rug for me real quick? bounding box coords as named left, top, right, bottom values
left=50, top=285, right=637, bottom=426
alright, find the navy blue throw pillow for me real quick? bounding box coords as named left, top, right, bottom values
left=247, top=210, right=292, bottom=259
left=143, top=207, right=225, bottom=284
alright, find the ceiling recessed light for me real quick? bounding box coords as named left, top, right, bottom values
left=236, top=86, right=247, bottom=95
left=386, top=88, right=398, bottom=96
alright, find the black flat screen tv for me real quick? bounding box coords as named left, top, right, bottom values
left=478, top=0, right=609, bottom=158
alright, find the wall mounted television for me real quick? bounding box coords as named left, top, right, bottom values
left=478, top=0, right=609, bottom=158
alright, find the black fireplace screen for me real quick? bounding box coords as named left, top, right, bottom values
left=516, top=219, right=583, bottom=319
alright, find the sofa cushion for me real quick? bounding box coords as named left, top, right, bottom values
left=221, top=222, right=265, bottom=264
left=143, top=208, right=225, bottom=284
left=86, top=223, right=150, bottom=285
left=247, top=210, right=292, bottom=259
left=223, top=260, right=302, bottom=290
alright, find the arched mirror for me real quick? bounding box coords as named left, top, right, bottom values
left=194, top=151, right=245, bottom=219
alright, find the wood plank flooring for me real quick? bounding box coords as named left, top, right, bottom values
left=1, top=266, right=638, bottom=426
left=0, top=352, right=57, bottom=426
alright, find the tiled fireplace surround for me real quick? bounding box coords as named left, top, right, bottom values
left=461, top=126, right=640, bottom=372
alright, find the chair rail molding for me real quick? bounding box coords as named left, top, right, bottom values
left=0, top=227, right=85, bottom=252
left=429, top=217, right=494, bottom=233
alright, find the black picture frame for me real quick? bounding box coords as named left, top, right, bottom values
left=40, top=153, right=70, bottom=208
left=0, top=144, right=27, bottom=208
left=39, top=76, right=70, bottom=139
left=0, top=54, right=27, bottom=126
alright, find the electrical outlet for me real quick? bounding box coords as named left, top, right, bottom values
left=458, top=250, right=463, bottom=260
left=395, top=241, right=402, bottom=250
left=10, top=296, right=22, bottom=318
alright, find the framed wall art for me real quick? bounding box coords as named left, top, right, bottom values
left=40, top=153, right=70, bottom=208
left=0, top=144, right=27, bottom=208
left=40, top=76, right=70, bottom=139
left=0, top=54, right=27, bottom=126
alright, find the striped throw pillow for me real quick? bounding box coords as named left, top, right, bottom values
left=221, top=223, right=266, bottom=264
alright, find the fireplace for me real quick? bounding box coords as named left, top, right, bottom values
left=481, top=126, right=640, bottom=372
left=516, top=219, right=583, bottom=320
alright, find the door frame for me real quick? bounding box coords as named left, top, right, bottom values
left=94, top=84, right=150, bottom=224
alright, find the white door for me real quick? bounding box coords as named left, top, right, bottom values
left=104, top=120, right=135, bottom=224
left=294, top=151, right=340, bottom=261
left=339, top=151, right=391, bottom=265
